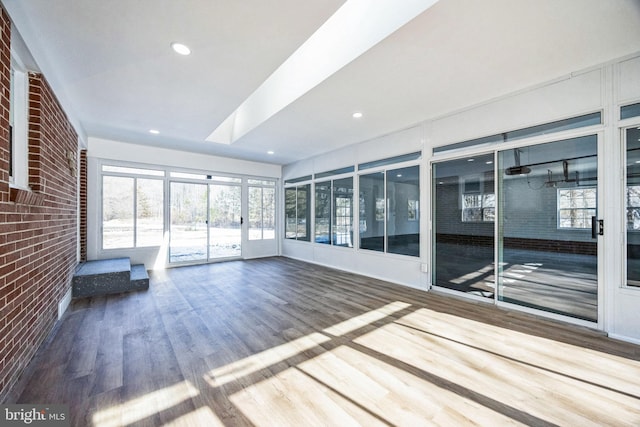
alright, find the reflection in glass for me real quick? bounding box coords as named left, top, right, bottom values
left=284, top=185, right=310, bottom=241
left=626, top=127, right=640, bottom=287
left=333, top=177, right=353, bottom=247
left=387, top=166, right=420, bottom=256
left=432, top=154, right=495, bottom=298
left=315, top=181, right=331, bottom=244
left=498, top=135, right=598, bottom=321
left=359, top=172, right=385, bottom=252
left=297, top=184, right=311, bottom=241
left=285, top=188, right=297, bottom=239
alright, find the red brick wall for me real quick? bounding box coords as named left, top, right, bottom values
left=0, top=6, right=79, bottom=402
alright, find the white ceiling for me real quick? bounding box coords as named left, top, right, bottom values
left=3, top=0, right=640, bottom=166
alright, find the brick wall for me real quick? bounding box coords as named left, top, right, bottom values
left=0, top=6, right=79, bottom=402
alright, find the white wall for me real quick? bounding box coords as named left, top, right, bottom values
left=282, top=52, right=640, bottom=344
left=283, top=125, right=428, bottom=290
left=87, top=137, right=281, bottom=267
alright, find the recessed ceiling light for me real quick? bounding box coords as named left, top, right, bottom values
left=352, top=112, right=363, bottom=119
left=396, top=174, right=402, bottom=178
left=467, top=158, right=475, bottom=162
left=149, top=129, right=160, bottom=134
left=267, top=150, right=275, bottom=155
left=171, top=42, right=191, bottom=56
left=486, top=161, right=493, bottom=164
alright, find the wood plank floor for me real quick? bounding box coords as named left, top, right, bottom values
left=11, top=257, right=640, bottom=426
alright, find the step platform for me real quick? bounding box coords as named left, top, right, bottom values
left=72, top=257, right=149, bottom=298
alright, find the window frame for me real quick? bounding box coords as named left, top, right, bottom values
left=101, top=165, right=166, bottom=250
left=357, top=160, right=421, bottom=257
left=284, top=182, right=311, bottom=242
left=248, top=180, right=276, bottom=241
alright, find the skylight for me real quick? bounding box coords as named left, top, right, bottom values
left=206, top=0, right=439, bottom=145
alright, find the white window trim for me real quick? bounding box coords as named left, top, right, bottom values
left=9, top=61, right=29, bottom=190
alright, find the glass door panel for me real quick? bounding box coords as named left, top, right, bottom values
left=497, top=135, right=598, bottom=321
left=626, top=127, right=640, bottom=287
left=170, top=182, right=208, bottom=263
left=209, top=184, right=242, bottom=259
left=432, top=153, right=495, bottom=298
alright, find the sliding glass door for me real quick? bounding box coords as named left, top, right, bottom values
left=170, top=181, right=243, bottom=263
left=497, top=135, right=598, bottom=321
left=432, top=153, right=495, bottom=298
left=209, top=184, right=242, bottom=259
left=432, top=135, right=600, bottom=322
left=170, top=182, right=208, bottom=263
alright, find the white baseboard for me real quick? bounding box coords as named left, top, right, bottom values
left=608, top=333, right=640, bottom=346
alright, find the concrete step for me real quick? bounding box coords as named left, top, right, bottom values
left=72, top=257, right=148, bottom=298
left=130, top=264, right=150, bottom=291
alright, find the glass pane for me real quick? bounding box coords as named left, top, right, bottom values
left=359, top=172, right=385, bottom=252
left=433, top=154, right=495, bottom=298
left=315, top=166, right=355, bottom=179
left=358, top=151, right=421, bottom=170
left=249, top=187, right=263, bottom=240
left=136, top=179, right=164, bottom=246
left=333, top=177, right=353, bottom=247
left=315, top=181, right=331, bottom=244
left=102, top=176, right=134, bottom=249
left=626, top=127, right=640, bottom=287
left=297, top=184, right=311, bottom=241
left=263, top=187, right=275, bottom=240
left=247, top=179, right=275, bottom=186
left=498, top=135, right=598, bottom=321
left=387, top=166, right=420, bottom=256
left=103, top=165, right=165, bottom=176
left=621, top=103, right=640, bottom=120
left=170, top=182, right=208, bottom=263
left=285, top=188, right=297, bottom=239
left=209, top=184, right=241, bottom=258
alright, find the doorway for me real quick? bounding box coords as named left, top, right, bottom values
left=169, top=181, right=242, bottom=264
left=432, top=134, right=600, bottom=322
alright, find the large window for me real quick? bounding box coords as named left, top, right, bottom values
left=248, top=180, right=276, bottom=240
left=557, top=188, right=596, bottom=229
left=102, top=166, right=165, bottom=249
left=285, top=184, right=310, bottom=241
left=359, top=165, right=420, bottom=256
left=315, top=177, right=354, bottom=246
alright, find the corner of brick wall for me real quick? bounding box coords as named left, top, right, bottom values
left=0, top=5, right=80, bottom=402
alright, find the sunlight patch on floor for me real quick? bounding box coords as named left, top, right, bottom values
left=322, top=301, right=411, bottom=336
left=352, top=308, right=640, bottom=426
left=92, top=380, right=199, bottom=427
left=165, top=406, right=225, bottom=427
left=204, top=332, right=331, bottom=388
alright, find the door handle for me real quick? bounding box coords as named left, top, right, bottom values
left=591, top=216, right=603, bottom=238
left=240, top=216, right=244, bottom=225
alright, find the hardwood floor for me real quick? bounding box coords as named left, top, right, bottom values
left=11, top=257, right=640, bottom=426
